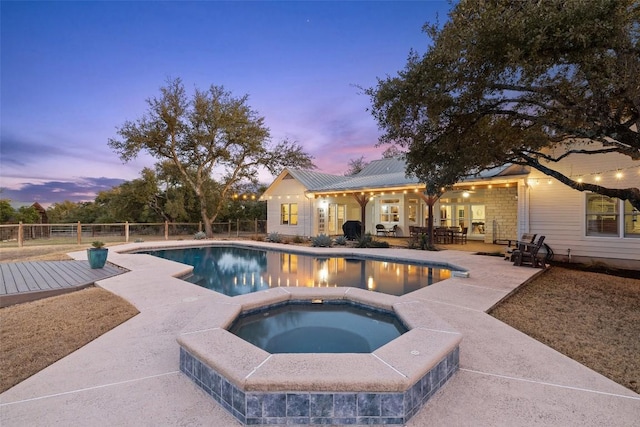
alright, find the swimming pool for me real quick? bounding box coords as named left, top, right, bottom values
left=142, top=245, right=453, bottom=296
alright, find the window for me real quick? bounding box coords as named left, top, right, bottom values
left=623, top=201, right=640, bottom=238
left=280, top=203, right=298, bottom=225
left=380, top=199, right=400, bottom=223
left=408, top=199, right=418, bottom=223
left=586, top=194, right=618, bottom=236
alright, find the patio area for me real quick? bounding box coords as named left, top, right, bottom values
left=0, top=240, right=637, bottom=426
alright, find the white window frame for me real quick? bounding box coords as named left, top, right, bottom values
left=280, top=203, right=298, bottom=226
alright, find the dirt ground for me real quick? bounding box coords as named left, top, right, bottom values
left=0, top=244, right=638, bottom=395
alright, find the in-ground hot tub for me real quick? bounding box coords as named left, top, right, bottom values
left=229, top=300, right=408, bottom=354
left=178, top=287, right=461, bottom=426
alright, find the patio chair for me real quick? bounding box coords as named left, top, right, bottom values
left=454, top=227, right=468, bottom=244
left=434, top=227, right=451, bottom=244
left=504, top=233, right=537, bottom=260
left=512, top=235, right=546, bottom=268
left=376, top=224, right=387, bottom=236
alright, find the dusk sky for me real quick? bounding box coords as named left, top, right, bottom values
left=1, top=1, right=452, bottom=205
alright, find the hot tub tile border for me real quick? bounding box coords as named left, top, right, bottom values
left=180, top=345, right=459, bottom=426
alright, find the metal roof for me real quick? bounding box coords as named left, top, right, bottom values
left=285, top=169, right=350, bottom=190
left=266, top=159, right=529, bottom=195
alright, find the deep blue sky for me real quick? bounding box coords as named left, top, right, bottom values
left=1, top=1, right=452, bottom=205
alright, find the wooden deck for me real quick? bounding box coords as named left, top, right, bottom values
left=0, top=261, right=126, bottom=307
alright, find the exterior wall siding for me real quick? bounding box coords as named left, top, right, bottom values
left=526, top=147, right=640, bottom=268
left=265, top=179, right=314, bottom=237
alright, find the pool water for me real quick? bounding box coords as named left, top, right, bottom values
left=229, top=302, right=407, bottom=353
left=142, top=246, right=452, bottom=297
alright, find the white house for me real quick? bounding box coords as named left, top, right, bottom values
left=261, top=152, right=640, bottom=269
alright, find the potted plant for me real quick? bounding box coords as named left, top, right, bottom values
left=87, top=241, right=108, bottom=269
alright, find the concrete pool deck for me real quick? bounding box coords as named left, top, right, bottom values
left=1, top=240, right=638, bottom=426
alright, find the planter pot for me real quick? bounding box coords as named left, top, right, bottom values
left=87, top=248, right=108, bottom=269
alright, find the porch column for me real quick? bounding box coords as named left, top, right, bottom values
left=352, top=194, right=370, bottom=234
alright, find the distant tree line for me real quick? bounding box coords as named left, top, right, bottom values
left=0, top=200, right=41, bottom=224
left=0, top=166, right=266, bottom=225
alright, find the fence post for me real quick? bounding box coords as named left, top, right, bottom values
left=77, top=221, right=82, bottom=245
left=255, top=218, right=258, bottom=234
left=228, top=220, right=231, bottom=237
left=198, top=222, right=202, bottom=232
left=165, top=221, right=169, bottom=240
left=237, top=219, right=240, bottom=237
left=125, top=221, right=130, bottom=243
left=18, top=222, right=24, bottom=248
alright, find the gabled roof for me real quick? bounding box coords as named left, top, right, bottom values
left=262, top=157, right=529, bottom=197
left=356, top=157, right=408, bottom=176
left=285, top=169, right=349, bottom=190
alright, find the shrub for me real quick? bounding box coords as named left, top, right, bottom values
left=355, top=233, right=389, bottom=248
left=251, top=234, right=265, bottom=241
left=91, top=241, right=105, bottom=249
left=369, top=240, right=390, bottom=248
left=334, top=236, right=347, bottom=246
left=355, top=233, right=373, bottom=248
left=311, top=234, right=332, bottom=247
left=292, top=235, right=306, bottom=244
left=266, top=232, right=282, bottom=243
left=194, top=231, right=206, bottom=240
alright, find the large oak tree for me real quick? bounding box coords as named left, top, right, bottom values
left=368, top=0, right=640, bottom=210
left=109, top=78, right=314, bottom=236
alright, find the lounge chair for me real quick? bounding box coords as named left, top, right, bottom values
left=504, top=233, right=537, bottom=260
left=512, top=235, right=546, bottom=268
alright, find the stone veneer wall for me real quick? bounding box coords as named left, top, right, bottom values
left=484, top=186, right=518, bottom=243
left=180, top=346, right=459, bottom=426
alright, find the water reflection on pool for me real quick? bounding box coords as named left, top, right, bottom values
left=142, top=246, right=452, bottom=297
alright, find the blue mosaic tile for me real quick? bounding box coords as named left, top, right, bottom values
left=309, top=417, right=332, bottom=425
left=247, top=394, right=263, bottom=418
left=309, top=394, right=333, bottom=417
left=357, top=394, right=381, bottom=417
left=334, top=394, right=357, bottom=417
left=263, top=394, right=286, bottom=417
left=287, top=393, right=310, bottom=417
left=333, top=417, right=357, bottom=425
left=380, top=417, right=405, bottom=425
left=221, top=379, right=233, bottom=405
left=421, top=370, right=433, bottom=396
left=221, top=399, right=233, bottom=415
left=286, top=416, right=310, bottom=425
left=178, top=343, right=460, bottom=426
left=233, top=388, right=246, bottom=415
left=380, top=394, right=403, bottom=417
left=210, top=371, right=221, bottom=398
left=232, top=410, right=246, bottom=425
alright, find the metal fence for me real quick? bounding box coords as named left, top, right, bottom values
left=0, top=220, right=267, bottom=248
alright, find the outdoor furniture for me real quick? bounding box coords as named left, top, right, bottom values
left=375, top=224, right=387, bottom=236
left=342, top=221, right=362, bottom=240
left=434, top=227, right=453, bottom=244
left=453, top=227, right=468, bottom=244
left=388, top=224, right=398, bottom=237
left=512, top=235, right=546, bottom=268
left=503, top=233, right=537, bottom=260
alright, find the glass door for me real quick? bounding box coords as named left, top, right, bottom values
left=470, top=205, right=486, bottom=238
